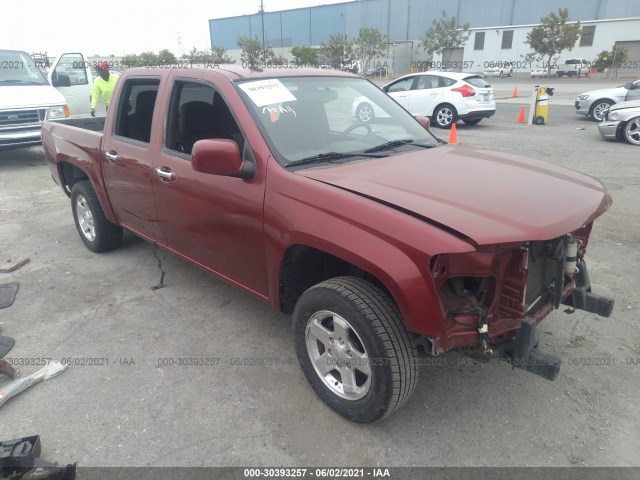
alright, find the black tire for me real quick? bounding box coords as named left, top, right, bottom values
left=557, top=72, right=564, bottom=78
left=589, top=100, right=613, bottom=122
left=356, top=103, right=374, bottom=123
left=433, top=104, right=458, bottom=129
left=534, top=116, right=545, bottom=125
left=292, top=276, right=418, bottom=423
left=463, top=118, right=482, bottom=126
left=71, top=181, right=123, bottom=253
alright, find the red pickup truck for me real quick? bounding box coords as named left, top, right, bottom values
left=42, top=66, right=614, bottom=423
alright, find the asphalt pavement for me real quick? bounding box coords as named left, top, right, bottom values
left=0, top=84, right=638, bottom=469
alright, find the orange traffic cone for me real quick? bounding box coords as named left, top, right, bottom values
left=516, top=106, right=526, bottom=123
left=512, top=87, right=519, bottom=97
left=448, top=123, right=459, bottom=144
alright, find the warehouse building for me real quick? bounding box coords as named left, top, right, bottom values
left=209, top=0, right=640, bottom=76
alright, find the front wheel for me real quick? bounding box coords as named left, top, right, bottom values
left=623, top=116, right=640, bottom=146
left=433, top=104, right=458, bottom=129
left=292, top=277, right=418, bottom=423
left=71, top=181, right=123, bottom=253
left=590, top=100, right=613, bottom=122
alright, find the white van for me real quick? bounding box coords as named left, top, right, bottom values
left=0, top=49, right=92, bottom=149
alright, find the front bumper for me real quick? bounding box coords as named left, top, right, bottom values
left=575, top=100, right=591, bottom=116
left=598, top=120, right=621, bottom=140
left=0, top=127, right=42, bottom=149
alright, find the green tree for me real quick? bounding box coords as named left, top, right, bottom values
left=593, top=45, right=628, bottom=77
left=354, top=27, right=387, bottom=70
left=320, top=34, right=354, bottom=69
left=211, top=46, right=235, bottom=64
left=237, top=36, right=274, bottom=66
left=524, top=8, right=582, bottom=77
left=291, top=45, right=318, bottom=66
left=157, top=49, right=177, bottom=65
left=139, top=51, right=159, bottom=67
left=419, top=12, right=470, bottom=66
left=122, top=53, right=141, bottom=67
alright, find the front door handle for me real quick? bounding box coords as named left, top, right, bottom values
left=105, top=150, right=118, bottom=162
left=155, top=167, right=176, bottom=181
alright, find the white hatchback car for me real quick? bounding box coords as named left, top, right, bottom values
left=353, top=71, right=495, bottom=128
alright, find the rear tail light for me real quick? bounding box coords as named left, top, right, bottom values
left=452, top=84, right=476, bottom=97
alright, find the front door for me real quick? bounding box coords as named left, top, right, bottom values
left=49, top=53, right=92, bottom=116
left=152, top=77, right=268, bottom=296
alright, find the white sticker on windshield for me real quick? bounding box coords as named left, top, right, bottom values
left=238, top=79, right=297, bottom=107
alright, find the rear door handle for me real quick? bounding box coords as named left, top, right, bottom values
left=105, top=151, right=118, bottom=162
left=155, top=167, right=176, bottom=181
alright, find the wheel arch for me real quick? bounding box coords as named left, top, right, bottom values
left=58, top=160, right=119, bottom=225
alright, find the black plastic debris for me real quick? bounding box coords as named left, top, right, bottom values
left=0, top=436, right=76, bottom=479
left=0, top=282, right=19, bottom=309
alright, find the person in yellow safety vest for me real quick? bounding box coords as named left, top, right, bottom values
left=90, top=61, right=119, bottom=117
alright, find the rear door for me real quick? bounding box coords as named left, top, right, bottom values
left=101, top=76, right=166, bottom=242
left=385, top=76, right=416, bottom=109
left=407, top=75, right=445, bottom=116
left=49, top=53, right=92, bottom=116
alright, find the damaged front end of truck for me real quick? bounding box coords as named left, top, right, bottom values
left=425, top=223, right=614, bottom=381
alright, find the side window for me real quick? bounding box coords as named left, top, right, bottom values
left=386, top=77, right=414, bottom=93
left=53, top=53, right=88, bottom=86
left=165, top=81, right=243, bottom=156
left=414, top=75, right=440, bottom=90
left=114, top=79, right=160, bottom=144
left=439, top=77, right=457, bottom=88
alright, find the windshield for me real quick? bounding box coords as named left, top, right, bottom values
left=236, top=76, right=439, bottom=166
left=0, top=50, right=48, bottom=85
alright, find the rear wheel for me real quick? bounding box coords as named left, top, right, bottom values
left=623, top=116, right=640, bottom=146
left=292, top=276, right=418, bottom=423
left=71, top=181, right=123, bottom=253
left=356, top=103, right=374, bottom=123
left=463, top=118, right=482, bottom=126
left=433, top=104, right=458, bottom=129
left=590, top=100, right=613, bottom=122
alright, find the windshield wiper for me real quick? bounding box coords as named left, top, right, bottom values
left=363, top=139, right=436, bottom=153
left=286, top=151, right=384, bottom=168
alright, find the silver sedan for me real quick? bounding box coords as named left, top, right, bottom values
left=576, top=80, right=640, bottom=122
left=598, top=100, right=640, bottom=146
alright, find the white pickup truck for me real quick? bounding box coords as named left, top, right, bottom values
left=0, top=49, right=92, bottom=149
left=557, top=58, right=590, bottom=77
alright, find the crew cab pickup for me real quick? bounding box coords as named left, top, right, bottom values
left=42, top=66, right=614, bottom=423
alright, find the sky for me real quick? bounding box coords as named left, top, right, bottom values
left=2, top=0, right=350, bottom=57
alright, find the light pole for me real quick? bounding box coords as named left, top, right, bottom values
left=261, top=0, right=266, bottom=64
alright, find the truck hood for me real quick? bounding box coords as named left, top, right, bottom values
left=296, top=145, right=611, bottom=246
left=609, top=99, right=640, bottom=112
left=0, top=85, right=66, bottom=109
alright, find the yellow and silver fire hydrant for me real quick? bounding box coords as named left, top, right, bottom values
left=532, top=86, right=555, bottom=125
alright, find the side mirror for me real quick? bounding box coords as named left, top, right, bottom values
left=191, top=139, right=246, bottom=178
left=623, top=82, right=633, bottom=90
left=382, top=86, right=389, bottom=93
left=415, top=116, right=430, bottom=129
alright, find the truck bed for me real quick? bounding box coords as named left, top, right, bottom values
left=47, top=116, right=106, bottom=132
